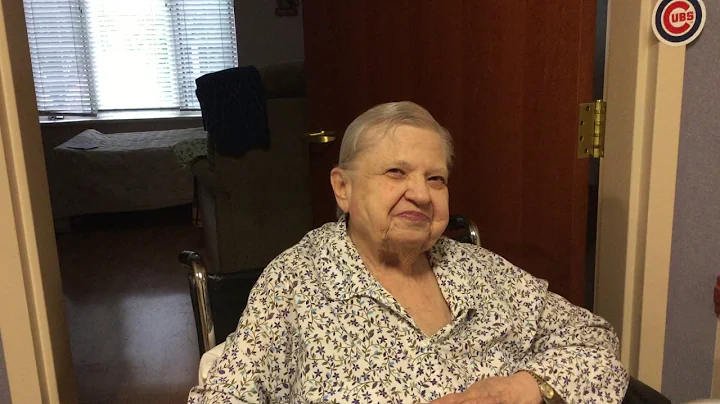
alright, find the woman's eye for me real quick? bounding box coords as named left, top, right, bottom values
left=429, top=176, right=447, bottom=185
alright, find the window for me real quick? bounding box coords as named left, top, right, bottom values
left=23, top=0, right=238, bottom=115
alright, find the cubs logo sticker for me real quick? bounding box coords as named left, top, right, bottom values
left=652, top=0, right=706, bottom=46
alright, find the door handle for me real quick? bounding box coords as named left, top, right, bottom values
left=306, top=130, right=336, bottom=144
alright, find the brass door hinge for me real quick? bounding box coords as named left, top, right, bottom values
left=577, top=100, right=606, bottom=159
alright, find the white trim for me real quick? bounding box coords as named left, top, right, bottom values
left=595, top=0, right=685, bottom=390
left=0, top=0, right=76, bottom=402
left=39, top=109, right=202, bottom=125
left=0, top=113, right=45, bottom=404
left=637, top=43, right=685, bottom=388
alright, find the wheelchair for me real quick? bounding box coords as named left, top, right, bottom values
left=179, top=215, right=668, bottom=404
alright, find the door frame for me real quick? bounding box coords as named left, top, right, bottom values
left=0, top=0, right=77, bottom=402
left=595, top=0, right=685, bottom=391
left=1, top=0, right=680, bottom=401
left=711, top=323, right=720, bottom=398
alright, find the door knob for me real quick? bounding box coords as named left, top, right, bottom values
left=306, top=130, right=336, bottom=144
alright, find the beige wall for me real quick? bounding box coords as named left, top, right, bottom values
left=234, top=0, right=304, bottom=67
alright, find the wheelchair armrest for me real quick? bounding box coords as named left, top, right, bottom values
left=180, top=251, right=216, bottom=352
left=179, top=250, right=203, bottom=267
left=447, top=215, right=481, bottom=247
left=181, top=251, right=265, bottom=355
left=622, top=377, right=670, bottom=404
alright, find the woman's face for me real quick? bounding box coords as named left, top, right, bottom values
left=334, top=125, right=450, bottom=253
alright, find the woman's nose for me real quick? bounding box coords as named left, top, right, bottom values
left=405, top=176, right=431, bottom=205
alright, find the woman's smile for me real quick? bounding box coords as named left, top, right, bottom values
left=395, top=210, right=430, bottom=222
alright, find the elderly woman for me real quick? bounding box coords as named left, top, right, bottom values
left=188, top=102, right=628, bottom=404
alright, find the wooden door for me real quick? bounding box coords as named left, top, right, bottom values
left=303, top=1, right=595, bottom=307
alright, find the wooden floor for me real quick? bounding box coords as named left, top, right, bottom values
left=56, top=206, right=204, bottom=404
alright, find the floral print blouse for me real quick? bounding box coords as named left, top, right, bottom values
left=188, top=216, right=628, bottom=403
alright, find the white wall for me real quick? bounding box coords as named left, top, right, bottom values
left=234, top=0, right=305, bottom=67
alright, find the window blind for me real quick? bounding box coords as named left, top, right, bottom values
left=170, top=0, right=238, bottom=110
left=23, top=0, right=238, bottom=114
left=24, top=0, right=96, bottom=115
left=84, top=0, right=180, bottom=110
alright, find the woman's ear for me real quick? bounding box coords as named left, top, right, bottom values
left=330, top=167, right=351, bottom=214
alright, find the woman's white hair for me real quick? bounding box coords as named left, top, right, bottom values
left=337, top=101, right=454, bottom=171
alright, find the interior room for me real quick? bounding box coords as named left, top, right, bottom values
left=1, top=1, right=719, bottom=404
left=28, top=0, right=307, bottom=402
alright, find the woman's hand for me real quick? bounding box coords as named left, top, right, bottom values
left=429, top=372, right=543, bottom=404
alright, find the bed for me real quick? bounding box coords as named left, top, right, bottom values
left=48, top=128, right=208, bottom=223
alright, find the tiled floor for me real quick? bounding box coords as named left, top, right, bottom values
left=56, top=206, right=203, bottom=404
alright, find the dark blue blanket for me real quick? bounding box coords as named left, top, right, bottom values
left=195, top=66, right=270, bottom=157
